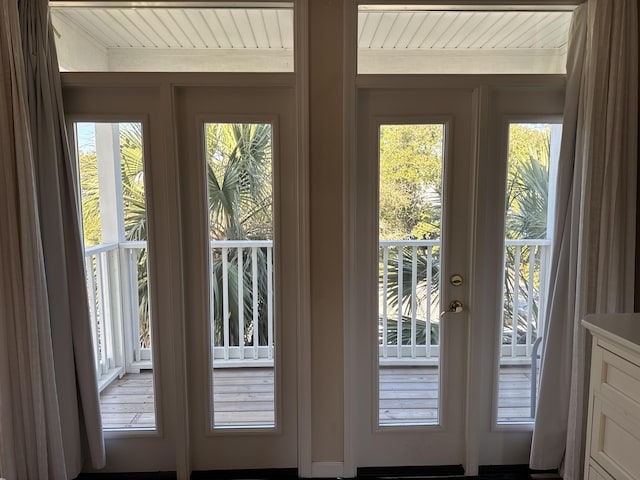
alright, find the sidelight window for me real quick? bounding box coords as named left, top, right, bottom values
left=73, top=121, right=157, bottom=431
left=51, top=3, right=294, bottom=73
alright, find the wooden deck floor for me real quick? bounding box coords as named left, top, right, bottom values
left=99, top=365, right=535, bottom=429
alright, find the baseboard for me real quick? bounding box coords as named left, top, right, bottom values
left=310, top=462, right=344, bottom=478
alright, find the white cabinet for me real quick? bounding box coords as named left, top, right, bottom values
left=583, top=314, right=640, bottom=480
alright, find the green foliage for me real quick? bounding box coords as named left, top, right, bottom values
left=382, top=246, right=441, bottom=346
left=502, top=125, right=552, bottom=345
left=78, top=123, right=149, bottom=347
left=79, top=122, right=275, bottom=350
left=119, top=124, right=147, bottom=243
left=205, top=123, right=273, bottom=346
left=505, top=125, right=550, bottom=240
left=379, top=123, right=555, bottom=349
left=379, top=124, right=443, bottom=240
left=210, top=247, right=271, bottom=347
left=117, top=124, right=151, bottom=347
left=206, top=123, right=272, bottom=241
left=78, top=151, right=102, bottom=246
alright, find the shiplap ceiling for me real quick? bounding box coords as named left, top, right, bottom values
left=358, top=11, right=572, bottom=50
left=52, top=8, right=294, bottom=50
left=51, top=5, right=573, bottom=73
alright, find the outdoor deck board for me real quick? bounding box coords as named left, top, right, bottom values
left=99, top=365, right=535, bottom=429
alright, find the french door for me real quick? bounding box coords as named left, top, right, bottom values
left=350, top=81, right=564, bottom=472
left=63, top=75, right=562, bottom=475
left=63, top=78, right=303, bottom=475
left=352, top=87, right=474, bottom=468
left=176, top=84, right=301, bottom=471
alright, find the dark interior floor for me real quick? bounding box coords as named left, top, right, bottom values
left=77, top=476, right=561, bottom=480
left=77, top=466, right=562, bottom=480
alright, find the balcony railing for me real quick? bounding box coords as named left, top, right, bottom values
left=84, top=238, right=551, bottom=390
left=209, top=240, right=274, bottom=366
left=84, top=241, right=149, bottom=391
left=378, top=239, right=552, bottom=366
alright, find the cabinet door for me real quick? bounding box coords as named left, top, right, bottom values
left=587, top=346, right=640, bottom=480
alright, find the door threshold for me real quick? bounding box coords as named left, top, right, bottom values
left=357, top=465, right=465, bottom=478
left=191, top=468, right=298, bottom=479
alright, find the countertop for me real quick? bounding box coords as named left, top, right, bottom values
left=582, top=313, right=640, bottom=355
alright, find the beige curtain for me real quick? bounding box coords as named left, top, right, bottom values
left=0, top=0, right=105, bottom=478
left=530, top=0, right=638, bottom=478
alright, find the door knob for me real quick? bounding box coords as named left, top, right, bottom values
left=449, top=300, right=463, bottom=313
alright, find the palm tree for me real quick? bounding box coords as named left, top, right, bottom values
left=118, top=124, right=150, bottom=348
left=378, top=124, right=444, bottom=349
left=380, top=125, right=552, bottom=351
left=79, top=122, right=274, bottom=350
left=382, top=246, right=440, bottom=346
left=503, top=139, right=550, bottom=347
left=206, top=123, right=272, bottom=241
left=205, top=123, right=273, bottom=348
left=78, top=123, right=150, bottom=348
left=118, top=122, right=275, bottom=349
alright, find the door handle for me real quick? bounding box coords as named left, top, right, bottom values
left=441, top=300, right=464, bottom=317
left=449, top=300, right=463, bottom=313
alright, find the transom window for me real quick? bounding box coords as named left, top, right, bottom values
left=52, top=3, right=294, bottom=72
left=357, top=5, right=574, bottom=74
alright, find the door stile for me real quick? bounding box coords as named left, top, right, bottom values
left=166, top=81, right=191, bottom=480
left=463, top=85, right=491, bottom=477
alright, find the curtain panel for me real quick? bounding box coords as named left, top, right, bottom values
left=0, top=0, right=106, bottom=478
left=530, top=0, right=638, bottom=478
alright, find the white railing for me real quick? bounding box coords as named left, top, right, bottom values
left=84, top=239, right=276, bottom=390
left=84, top=241, right=149, bottom=392
left=500, top=239, right=552, bottom=364
left=379, top=240, right=441, bottom=365
left=120, top=241, right=151, bottom=366
left=85, top=237, right=551, bottom=389
left=378, top=239, right=552, bottom=366
left=84, top=242, right=121, bottom=390
left=210, top=240, right=274, bottom=366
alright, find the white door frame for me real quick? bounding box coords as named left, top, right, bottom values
left=344, top=75, right=566, bottom=477
left=175, top=82, right=302, bottom=471
left=471, top=83, right=565, bottom=467
left=348, top=84, right=476, bottom=472
left=62, top=71, right=311, bottom=479
left=63, top=84, right=181, bottom=473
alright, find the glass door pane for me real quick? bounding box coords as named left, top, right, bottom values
left=497, top=122, right=561, bottom=423
left=74, top=121, right=156, bottom=431
left=378, top=124, right=444, bottom=426
left=204, top=123, right=276, bottom=429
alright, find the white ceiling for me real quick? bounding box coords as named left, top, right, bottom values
left=52, top=7, right=294, bottom=50
left=51, top=6, right=573, bottom=73
left=358, top=11, right=571, bottom=51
